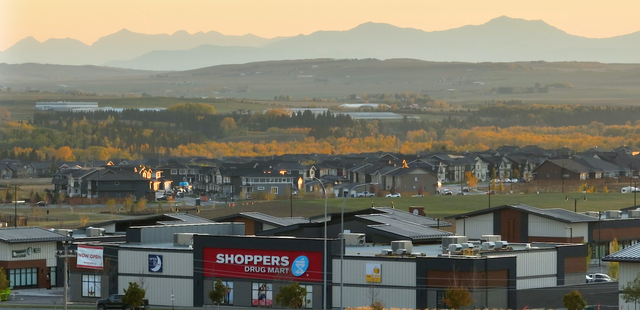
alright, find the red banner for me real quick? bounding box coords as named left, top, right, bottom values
left=203, top=248, right=323, bottom=282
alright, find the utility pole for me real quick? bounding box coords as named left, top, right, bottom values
left=56, top=240, right=76, bottom=310
left=14, top=185, right=17, bottom=227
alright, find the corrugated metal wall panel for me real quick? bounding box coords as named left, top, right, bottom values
left=488, top=250, right=557, bottom=277
left=6, top=242, right=57, bottom=266
left=332, top=286, right=416, bottom=309
left=567, top=223, right=589, bottom=242
left=516, top=277, right=556, bottom=289
left=119, top=250, right=193, bottom=277
left=620, top=263, right=640, bottom=310
left=462, top=213, right=494, bottom=239
left=119, top=276, right=193, bottom=307
left=332, top=259, right=416, bottom=286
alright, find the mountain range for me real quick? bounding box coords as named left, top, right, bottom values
left=2, top=16, right=640, bottom=71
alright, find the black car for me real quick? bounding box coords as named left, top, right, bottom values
left=96, top=294, right=150, bottom=309
left=156, top=196, right=167, bottom=201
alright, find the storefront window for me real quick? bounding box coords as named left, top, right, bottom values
left=9, top=268, right=37, bottom=288
left=302, top=285, right=313, bottom=308
left=436, top=290, right=446, bottom=310
left=222, top=281, right=233, bottom=305
left=252, top=282, right=272, bottom=307
left=82, top=274, right=101, bottom=298
left=49, top=267, right=56, bottom=287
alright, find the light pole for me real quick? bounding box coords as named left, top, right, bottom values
left=311, top=177, right=328, bottom=310
left=565, top=227, right=573, bottom=243
left=598, top=211, right=603, bottom=269
left=340, top=183, right=368, bottom=310
left=565, top=195, right=587, bottom=212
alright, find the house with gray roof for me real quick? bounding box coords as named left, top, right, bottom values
left=603, top=242, right=640, bottom=309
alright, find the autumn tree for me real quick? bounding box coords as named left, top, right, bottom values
left=136, top=198, right=147, bottom=212
left=465, top=171, right=478, bottom=188
left=0, top=107, right=10, bottom=121
left=622, top=273, right=640, bottom=310
left=0, top=267, right=9, bottom=293
left=122, top=282, right=146, bottom=310
left=275, top=282, right=307, bottom=309
left=79, top=214, right=90, bottom=227
left=166, top=103, right=216, bottom=115
left=124, top=195, right=135, bottom=213
left=209, top=279, right=227, bottom=309
left=609, top=238, right=620, bottom=279
left=221, top=117, right=238, bottom=133
left=563, top=290, right=587, bottom=310
left=443, top=287, right=473, bottom=309
left=107, top=198, right=116, bottom=214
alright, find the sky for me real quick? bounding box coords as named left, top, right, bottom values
left=2, top=0, right=640, bottom=51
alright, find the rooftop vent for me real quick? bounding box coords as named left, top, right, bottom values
left=442, top=236, right=468, bottom=251
left=629, top=210, right=640, bottom=218
left=342, top=233, right=365, bottom=246
left=381, top=249, right=393, bottom=255
left=606, top=210, right=622, bottom=219
left=391, top=240, right=413, bottom=253
left=584, top=211, right=600, bottom=218
left=173, top=233, right=196, bottom=246
left=481, top=242, right=496, bottom=251
left=448, top=243, right=463, bottom=253
left=85, top=227, right=105, bottom=237
left=481, top=235, right=501, bottom=242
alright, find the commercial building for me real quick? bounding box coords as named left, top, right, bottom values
left=35, top=101, right=98, bottom=111
left=0, top=227, right=71, bottom=289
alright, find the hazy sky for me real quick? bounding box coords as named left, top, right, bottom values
left=2, top=0, right=640, bottom=51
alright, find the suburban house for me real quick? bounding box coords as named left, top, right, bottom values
left=26, top=162, right=53, bottom=177
left=52, top=165, right=156, bottom=200
left=533, top=159, right=591, bottom=181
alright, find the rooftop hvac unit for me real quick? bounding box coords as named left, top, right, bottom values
left=481, top=235, right=501, bottom=242
left=448, top=244, right=463, bottom=253
left=629, top=210, right=640, bottom=218
left=606, top=210, right=622, bottom=219
left=85, top=227, right=105, bottom=237
left=442, top=236, right=469, bottom=250
left=396, top=249, right=408, bottom=255
left=342, top=233, right=366, bottom=246
left=481, top=242, right=496, bottom=251
left=391, top=240, right=413, bottom=253
left=173, top=233, right=196, bottom=246
left=412, top=252, right=427, bottom=257
left=494, top=241, right=509, bottom=249
left=584, top=211, right=600, bottom=218
left=56, top=229, right=73, bottom=236
left=381, top=249, right=393, bottom=255
left=461, top=243, right=475, bottom=249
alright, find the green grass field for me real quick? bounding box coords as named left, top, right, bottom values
left=0, top=191, right=634, bottom=229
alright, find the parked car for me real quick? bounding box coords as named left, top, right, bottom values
left=176, top=192, right=184, bottom=198
left=442, top=189, right=453, bottom=195
left=586, top=273, right=613, bottom=283
left=503, top=178, right=511, bottom=183
left=510, top=178, right=519, bottom=183
left=462, top=187, right=470, bottom=192
left=357, top=191, right=375, bottom=198
left=96, top=294, right=149, bottom=309
left=36, top=201, right=46, bottom=207
left=386, top=193, right=401, bottom=198
left=157, top=196, right=167, bottom=201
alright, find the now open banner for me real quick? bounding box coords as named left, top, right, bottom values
left=77, top=245, right=104, bottom=270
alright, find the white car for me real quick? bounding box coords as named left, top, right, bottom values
left=386, top=193, right=401, bottom=198
left=357, top=191, right=375, bottom=198
left=586, top=273, right=613, bottom=283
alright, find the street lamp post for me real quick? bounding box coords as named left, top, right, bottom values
left=340, top=183, right=368, bottom=310
left=598, top=211, right=603, bottom=269
left=565, top=195, right=587, bottom=213
left=311, top=177, right=328, bottom=310
left=56, top=239, right=76, bottom=310
left=565, top=227, right=573, bottom=243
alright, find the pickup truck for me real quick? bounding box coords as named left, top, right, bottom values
left=357, top=191, right=375, bottom=198
left=96, top=294, right=150, bottom=309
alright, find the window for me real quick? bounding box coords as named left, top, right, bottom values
left=302, top=285, right=313, bottom=308
left=436, top=290, right=446, bottom=310
left=179, top=169, right=187, bottom=175
left=9, top=268, right=37, bottom=288
left=257, top=186, right=265, bottom=191
left=49, top=267, right=56, bottom=287
left=171, top=169, right=177, bottom=175
left=222, top=281, right=233, bottom=304
left=271, top=187, right=278, bottom=194
left=415, top=177, right=419, bottom=181
left=190, top=169, right=197, bottom=174
left=114, top=181, right=119, bottom=186
left=82, top=274, right=101, bottom=298
left=252, top=282, right=272, bottom=307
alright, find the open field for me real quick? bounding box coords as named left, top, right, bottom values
left=2, top=192, right=635, bottom=230
left=2, top=60, right=640, bottom=105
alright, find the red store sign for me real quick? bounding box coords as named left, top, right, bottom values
left=203, top=248, right=323, bottom=282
